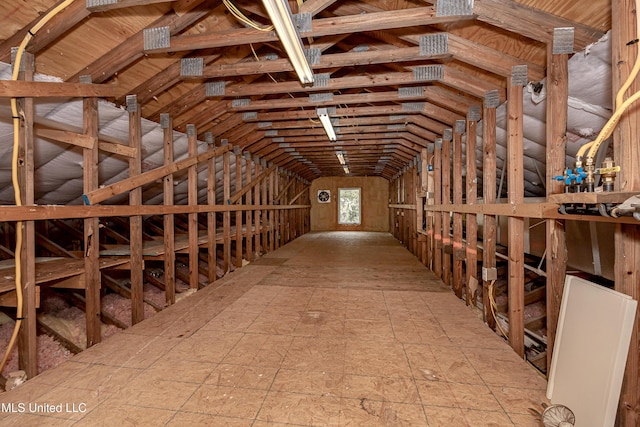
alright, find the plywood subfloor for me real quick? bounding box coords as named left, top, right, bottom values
left=0, top=231, right=548, bottom=426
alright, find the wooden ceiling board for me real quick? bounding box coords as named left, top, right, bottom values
left=0, top=0, right=58, bottom=42
left=514, top=0, right=611, bottom=30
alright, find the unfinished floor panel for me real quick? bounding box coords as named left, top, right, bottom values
left=0, top=232, right=547, bottom=426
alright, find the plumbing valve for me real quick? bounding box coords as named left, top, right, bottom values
left=596, top=157, right=620, bottom=192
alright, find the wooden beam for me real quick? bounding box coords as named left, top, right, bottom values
left=128, top=97, right=144, bottom=326
left=288, top=186, right=309, bottom=205
left=187, top=124, right=199, bottom=288
left=228, top=164, right=277, bottom=204
left=86, top=0, right=176, bottom=12
left=83, top=144, right=232, bottom=205
left=254, top=159, right=262, bottom=255
left=482, top=94, right=498, bottom=330
left=206, top=135, right=217, bottom=283
left=35, top=127, right=96, bottom=149
left=545, top=39, right=569, bottom=373
left=433, top=140, right=443, bottom=278
left=245, top=155, right=253, bottom=262
left=83, top=90, right=101, bottom=347
left=452, top=122, right=464, bottom=299
left=0, top=80, right=117, bottom=98
left=220, top=68, right=500, bottom=101
left=269, top=167, right=276, bottom=251
left=198, top=46, right=449, bottom=78
left=149, top=7, right=472, bottom=53
left=466, top=109, right=479, bottom=307
left=223, top=143, right=231, bottom=272
left=612, top=1, right=640, bottom=424
left=507, top=71, right=525, bottom=358
left=474, top=0, right=605, bottom=50
left=441, top=133, right=452, bottom=287
left=17, top=52, right=37, bottom=379
left=161, top=114, right=176, bottom=304
left=261, top=161, right=268, bottom=252
left=235, top=151, right=243, bottom=268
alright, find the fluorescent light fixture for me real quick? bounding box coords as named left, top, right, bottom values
left=343, top=166, right=350, bottom=174
left=262, top=0, right=314, bottom=85
left=336, top=151, right=346, bottom=165
left=316, top=108, right=337, bottom=141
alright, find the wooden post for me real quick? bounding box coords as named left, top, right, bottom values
left=426, top=146, right=435, bottom=270
left=205, top=132, right=216, bottom=283
left=274, top=169, right=280, bottom=250
left=127, top=95, right=144, bottom=325
left=545, top=33, right=570, bottom=371
left=483, top=91, right=499, bottom=330
left=466, top=107, right=480, bottom=307
left=612, top=1, right=640, bottom=423
left=235, top=147, right=243, bottom=268
left=507, top=67, right=526, bottom=357
left=261, top=159, right=268, bottom=251
left=453, top=121, right=465, bottom=299
left=417, top=151, right=426, bottom=265
left=222, top=140, right=231, bottom=272
left=419, top=148, right=428, bottom=266
left=254, top=156, right=261, bottom=254
left=161, top=114, right=176, bottom=300
left=16, top=52, right=37, bottom=377
left=433, top=139, right=443, bottom=278
left=244, top=153, right=253, bottom=261
left=269, top=165, right=275, bottom=251
left=82, top=77, right=101, bottom=346
left=442, top=130, right=452, bottom=288
left=187, top=124, right=199, bottom=288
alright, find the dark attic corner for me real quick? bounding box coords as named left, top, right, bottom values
left=0, top=0, right=638, bottom=425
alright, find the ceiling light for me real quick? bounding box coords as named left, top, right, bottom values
left=336, top=151, right=346, bottom=165
left=261, top=0, right=314, bottom=85
left=317, top=108, right=337, bottom=141
left=343, top=166, right=350, bottom=174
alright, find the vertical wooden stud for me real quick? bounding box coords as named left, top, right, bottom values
left=482, top=92, right=498, bottom=330
left=223, top=140, right=231, bottom=272
left=453, top=121, right=465, bottom=299
left=82, top=79, right=101, bottom=346
left=187, top=124, right=199, bottom=288
left=612, top=1, right=640, bottom=423
left=127, top=95, right=144, bottom=325
left=16, top=52, right=37, bottom=377
left=245, top=153, right=253, bottom=261
left=466, top=108, right=479, bottom=307
left=206, top=133, right=217, bottom=283
left=161, top=114, right=176, bottom=299
left=545, top=36, right=569, bottom=371
left=235, top=148, right=243, bottom=268
left=442, top=131, right=452, bottom=287
left=433, top=139, right=443, bottom=278
left=507, top=68, right=526, bottom=357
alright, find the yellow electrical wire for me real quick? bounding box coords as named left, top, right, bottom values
left=580, top=0, right=640, bottom=162
left=223, top=0, right=273, bottom=32
left=1, top=0, right=75, bottom=377
left=487, top=280, right=508, bottom=339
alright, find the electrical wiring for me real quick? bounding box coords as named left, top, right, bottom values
left=487, top=280, right=508, bottom=339
left=580, top=0, right=640, bottom=162
left=1, top=0, right=75, bottom=377
left=223, top=0, right=273, bottom=32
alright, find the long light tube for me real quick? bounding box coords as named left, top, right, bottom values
left=336, top=151, right=346, bottom=165
left=262, top=0, right=314, bottom=85
left=343, top=166, right=350, bottom=174
left=317, top=107, right=337, bottom=141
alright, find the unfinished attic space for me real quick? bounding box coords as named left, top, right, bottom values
left=1, top=0, right=640, bottom=425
